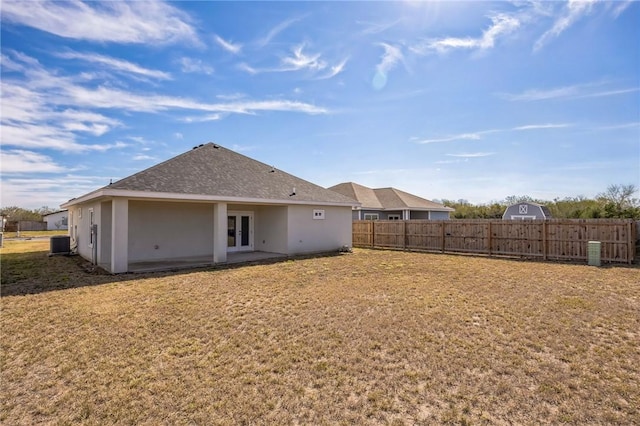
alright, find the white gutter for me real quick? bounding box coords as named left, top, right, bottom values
left=61, top=188, right=360, bottom=209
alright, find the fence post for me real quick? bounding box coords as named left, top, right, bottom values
left=441, top=222, right=445, bottom=253
left=371, top=220, right=375, bottom=248
left=488, top=221, right=492, bottom=256
left=543, top=221, right=548, bottom=261
left=402, top=220, right=406, bottom=250
left=628, top=221, right=633, bottom=264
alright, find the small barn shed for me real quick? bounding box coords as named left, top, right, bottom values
left=503, top=202, right=552, bottom=220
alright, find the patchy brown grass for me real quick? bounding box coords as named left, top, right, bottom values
left=1, top=240, right=639, bottom=425
left=2, top=230, right=66, bottom=238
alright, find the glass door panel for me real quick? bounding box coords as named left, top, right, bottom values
left=240, top=216, right=250, bottom=246
left=227, top=216, right=236, bottom=247
left=227, top=212, right=253, bottom=252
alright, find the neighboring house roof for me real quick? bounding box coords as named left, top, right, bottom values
left=62, top=143, right=358, bottom=207
left=329, top=182, right=383, bottom=209
left=42, top=210, right=68, bottom=217
left=329, top=182, right=454, bottom=212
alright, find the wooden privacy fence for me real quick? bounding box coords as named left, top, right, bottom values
left=353, top=219, right=637, bottom=264
left=4, top=220, right=47, bottom=232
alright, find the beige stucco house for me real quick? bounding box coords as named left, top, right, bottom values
left=61, top=143, right=357, bottom=273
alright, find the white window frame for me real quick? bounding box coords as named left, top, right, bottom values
left=88, top=208, right=94, bottom=248
left=387, top=214, right=401, bottom=220
left=363, top=213, right=379, bottom=221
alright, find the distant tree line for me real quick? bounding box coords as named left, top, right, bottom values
left=1, top=184, right=638, bottom=222
left=441, top=184, right=640, bottom=220
left=0, top=206, right=57, bottom=222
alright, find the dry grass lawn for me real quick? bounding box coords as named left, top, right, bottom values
left=1, top=239, right=639, bottom=425
left=2, top=230, right=66, bottom=238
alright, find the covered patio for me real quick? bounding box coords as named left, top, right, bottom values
left=127, top=251, right=287, bottom=273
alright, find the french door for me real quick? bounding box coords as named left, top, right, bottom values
left=227, top=211, right=253, bottom=252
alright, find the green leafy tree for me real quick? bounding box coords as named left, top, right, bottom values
left=33, top=206, right=57, bottom=216
left=441, top=185, right=640, bottom=219
left=0, top=206, right=42, bottom=221
left=597, top=184, right=640, bottom=219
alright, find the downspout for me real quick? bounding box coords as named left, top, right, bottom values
left=92, top=224, right=98, bottom=265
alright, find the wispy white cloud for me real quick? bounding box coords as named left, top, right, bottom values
left=57, top=51, right=171, bottom=80
left=376, top=43, right=403, bottom=74
left=1, top=65, right=124, bottom=152
left=216, top=93, right=246, bottom=101
left=499, top=84, right=581, bottom=101
left=611, top=0, right=634, bottom=18
left=237, top=63, right=258, bottom=74
left=435, top=158, right=468, bottom=165
left=499, top=83, right=639, bottom=101
left=132, top=154, right=158, bottom=161
left=281, top=44, right=327, bottom=71
left=417, top=132, right=491, bottom=144
left=213, top=34, right=242, bottom=54
left=230, top=144, right=256, bottom=153
left=511, top=123, right=572, bottom=131
left=446, top=152, right=495, bottom=158
left=372, top=43, right=403, bottom=90
left=239, top=44, right=346, bottom=79
left=415, top=13, right=520, bottom=54
left=576, top=88, right=640, bottom=99
left=181, top=114, right=224, bottom=123
left=415, top=123, right=571, bottom=144
left=592, top=122, right=640, bottom=131
left=1, top=174, right=112, bottom=208
left=257, top=16, right=304, bottom=47
left=357, top=18, right=403, bottom=35
left=10, top=52, right=327, bottom=116
left=1, top=51, right=328, bottom=152
left=534, top=0, right=597, bottom=51
left=317, top=57, right=349, bottom=80
left=0, top=150, right=65, bottom=173
left=177, top=57, right=214, bottom=75
left=0, top=0, right=200, bottom=45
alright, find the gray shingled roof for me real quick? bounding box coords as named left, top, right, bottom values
left=328, top=182, right=382, bottom=209
left=107, top=143, right=356, bottom=204
left=329, top=182, right=453, bottom=211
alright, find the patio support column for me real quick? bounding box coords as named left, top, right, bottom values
left=213, top=202, right=227, bottom=263
left=111, top=198, right=129, bottom=273
left=403, top=209, right=410, bottom=220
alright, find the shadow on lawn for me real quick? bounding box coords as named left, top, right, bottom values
left=0, top=248, right=344, bottom=297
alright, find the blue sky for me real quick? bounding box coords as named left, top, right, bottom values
left=1, top=0, right=638, bottom=209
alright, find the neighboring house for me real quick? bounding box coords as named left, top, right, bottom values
left=43, top=210, right=68, bottom=230
left=502, top=202, right=552, bottom=220
left=328, top=182, right=454, bottom=220
left=61, top=143, right=357, bottom=273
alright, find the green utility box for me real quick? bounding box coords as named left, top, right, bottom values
left=588, top=241, right=601, bottom=267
